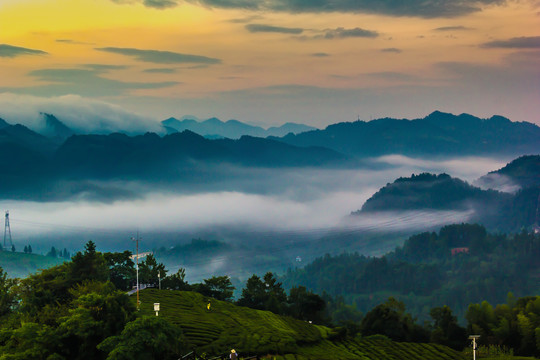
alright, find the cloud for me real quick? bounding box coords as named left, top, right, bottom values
left=143, top=0, right=178, bottom=8
left=3, top=155, right=502, bottom=256
left=245, top=23, right=304, bottom=34
left=0, top=44, right=48, bottom=58
left=143, top=68, right=177, bottom=73
left=110, top=0, right=178, bottom=8
left=381, top=47, right=402, bottom=53
left=226, top=15, right=264, bottom=23
left=56, top=39, right=94, bottom=45
left=366, top=71, right=415, bottom=81
left=311, top=52, right=330, bottom=57
left=0, top=93, right=162, bottom=134
left=433, top=26, right=471, bottom=31
left=84, top=64, right=129, bottom=70
left=375, top=155, right=509, bottom=182
left=324, top=27, right=379, bottom=39
left=184, top=0, right=505, bottom=18
left=108, top=0, right=505, bottom=17
left=481, top=36, right=540, bottom=48
left=1, top=67, right=178, bottom=97
left=95, top=47, right=221, bottom=64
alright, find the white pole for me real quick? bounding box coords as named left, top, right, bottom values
left=473, top=338, right=476, bottom=360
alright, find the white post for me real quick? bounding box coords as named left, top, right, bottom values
left=469, top=335, right=480, bottom=360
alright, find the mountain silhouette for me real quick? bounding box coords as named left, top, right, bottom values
left=162, top=116, right=316, bottom=139
left=272, top=111, right=540, bottom=157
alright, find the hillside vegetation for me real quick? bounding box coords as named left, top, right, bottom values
left=274, top=111, right=540, bottom=157
left=137, top=289, right=466, bottom=360
left=281, top=224, right=540, bottom=322
left=355, top=155, right=540, bottom=232
left=0, top=250, right=64, bottom=278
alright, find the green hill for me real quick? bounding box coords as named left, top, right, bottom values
left=0, top=250, right=64, bottom=278
left=137, top=289, right=466, bottom=360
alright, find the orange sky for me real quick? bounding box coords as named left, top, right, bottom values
left=1, top=0, right=539, bottom=127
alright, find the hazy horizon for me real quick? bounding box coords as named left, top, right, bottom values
left=1, top=0, right=539, bottom=128
left=2, top=155, right=509, bottom=257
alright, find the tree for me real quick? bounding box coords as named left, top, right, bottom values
left=98, top=316, right=185, bottom=360
left=55, top=281, right=136, bottom=359
left=237, top=272, right=287, bottom=314
left=360, top=297, right=428, bottom=342
left=287, top=286, right=326, bottom=324
left=68, top=241, right=109, bottom=284
left=28, top=245, right=32, bottom=254
left=429, top=305, right=466, bottom=350
left=138, top=254, right=167, bottom=287
left=237, top=274, right=266, bottom=309
left=104, top=251, right=136, bottom=291
left=0, top=322, right=59, bottom=359
left=161, top=268, right=189, bottom=291
left=47, top=246, right=58, bottom=258
left=11, top=245, right=15, bottom=252
left=0, top=266, right=17, bottom=318
left=195, top=276, right=234, bottom=301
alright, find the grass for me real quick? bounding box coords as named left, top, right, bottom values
left=136, top=289, right=470, bottom=360
left=0, top=251, right=64, bottom=278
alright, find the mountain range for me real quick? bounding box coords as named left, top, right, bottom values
left=271, top=111, right=540, bottom=157
left=354, top=155, right=540, bottom=232
left=162, top=116, right=317, bottom=139
left=0, top=111, right=538, bottom=203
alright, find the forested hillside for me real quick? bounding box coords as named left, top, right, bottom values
left=355, top=155, right=540, bottom=232
left=281, top=224, right=540, bottom=322
left=0, top=242, right=469, bottom=360
left=1, top=237, right=539, bottom=359
left=273, top=111, right=540, bottom=157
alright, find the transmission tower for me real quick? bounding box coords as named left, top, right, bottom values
left=4, top=210, right=12, bottom=249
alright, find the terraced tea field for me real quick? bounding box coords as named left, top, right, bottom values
left=137, top=289, right=468, bottom=360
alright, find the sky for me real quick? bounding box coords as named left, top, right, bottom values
left=1, top=0, right=539, bottom=128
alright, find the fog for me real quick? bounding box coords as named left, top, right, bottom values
left=0, top=93, right=162, bottom=134
left=2, top=155, right=507, bottom=256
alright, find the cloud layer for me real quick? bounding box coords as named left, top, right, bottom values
left=245, top=24, right=304, bottom=34
left=482, top=36, right=540, bottom=48
left=0, top=44, right=48, bottom=58
left=96, top=47, right=221, bottom=64
left=0, top=93, right=162, bottom=134
left=111, top=0, right=507, bottom=18
left=1, top=66, right=178, bottom=97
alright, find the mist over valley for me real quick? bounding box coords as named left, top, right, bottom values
left=0, top=107, right=538, bottom=282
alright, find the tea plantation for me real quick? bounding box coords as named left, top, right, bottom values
left=138, top=289, right=468, bottom=360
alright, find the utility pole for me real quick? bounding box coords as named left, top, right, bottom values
left=4, top=211, right=12, bottom=249
left=132, top=232, right=141, bottom=310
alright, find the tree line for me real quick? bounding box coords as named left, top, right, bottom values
left=0, top=236, right=539, bottom=359
left=281, top=224, right=539, bottom=321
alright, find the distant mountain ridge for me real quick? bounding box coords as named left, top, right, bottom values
left=162, top=116, right=317, bottom=139
left=476, top=155, right=540, bottom=191
left=272, top=111, right=540, bottom=157
left=354, top=156, right=540, bottom=231
left=40, top=112, right=75, bottom=142
left=53, top=130, right=345, bottom=178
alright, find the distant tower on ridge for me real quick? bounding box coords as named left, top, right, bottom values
left=4, top=210, right=12, bottom=248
